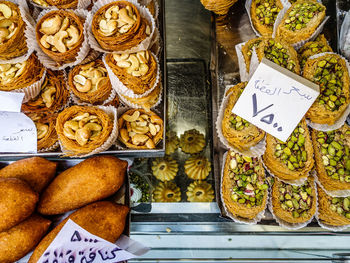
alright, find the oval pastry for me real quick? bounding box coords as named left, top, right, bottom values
left=263, top=119, right=314, bottom=182
left=184, top=155, right=211, bottom=180
left=222, top=150, right=268, bottom=220
left=186, top=180, right=214, bottom=202
left=153, top=181, right=181, bottom=202
left=152, top=156, right=178, bottom=182
left=303, top=53, right=350, bottom=125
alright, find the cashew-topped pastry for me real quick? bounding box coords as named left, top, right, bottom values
left=0, top=53, right=45, bottom=92
left=31, top=0, right=79, bottom=9
left=0, top=1, right=28, bottom=60
left=92, top=1, right=151, bottom=51
left=36, top=10, right=84, bottom=65
left=106, top=50, right=158, bottom=95
left=118, top=109, right=163, bottom=149
left=68, top=59, right=112, bottom=105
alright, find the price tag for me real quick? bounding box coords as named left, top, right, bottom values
left=232, top=58, right=320, bottom=142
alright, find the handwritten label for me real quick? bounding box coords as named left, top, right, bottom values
left=38, top=219, right=149, bottom=263
left=232, top=58, right=319, bottom=142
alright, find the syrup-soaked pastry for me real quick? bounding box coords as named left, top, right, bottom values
left=151, top=156, right=178, bottom=182
left=153, top=181, right=181, bottom=202
left=31, top=0, right=79, bottom=9
left=179, top=129, right=206, bottom=154
left=184, top=155, right=211, bottom=180
left=186, top=180, right=214, bottom=202
left=165, top=131, right=179, bottom=155
left=200, top=0, right=238, bottom=15
left=242, top=37, right=263, bottom=73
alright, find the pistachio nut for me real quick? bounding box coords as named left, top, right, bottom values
left=264, top=39, right=297, bottom=73
left=254, top=0, right=281, bottom=28
left=330, top=196, right=350, bottom=219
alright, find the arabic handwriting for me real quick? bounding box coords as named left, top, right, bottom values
left=283, top=86, right=313, bottom=100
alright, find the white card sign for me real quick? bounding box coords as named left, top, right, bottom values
left=232, top=58, right=320, bottom=142
left=0, top=91, right=37, bottom=153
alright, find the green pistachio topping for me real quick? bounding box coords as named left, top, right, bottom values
left=330, top=196, right=350, bottom=219
left=264, top=39, right=297, bottom=72
left=254, top=0, right=281, bottom=27
left=247, top=40, right=262, bottom=58
left=299, top=42, right=331, bottom=68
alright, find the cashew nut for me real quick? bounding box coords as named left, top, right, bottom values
left=123, top=110, right=140, bottom=122
left=6, top=27, right=17, bottom=40
left=73, top=74, right=86, bottom=85
left=59, top=17, right=70, bottom=32
left=105, top=5, right=119, bottom=20
left=145, top=138, right=155, bottom=149
left=64, top=120, right=79, bottom=131
left=99, top=19, right=117, bottom=36
left=40, top=34, right=51, bottom=49
left=13, top=63, right=26, bottom=78
left=40, top=15, right=62, bottom=35
left=120, top=129, right=130, bottom=142
left=95, top=77, right=108, bottom=89
left=113, top=53, right=129, bottom=62
left=53, top=30, right=68, bottom=53
left=131, top=134, right=149, bottom=145
left=128, top=54, right=140, bottom=72
left=76, top=79, right=92, bottom=93
left=0, top=4, right=12, bottom=19
left=75, top=127, right=91, bottom=146
left=151, top=115, right=162, bottom=124
left=149, top=123, right=157, bottom=136
left=119, top=8, right=134, bottom=24
left=80, top=62, right=95, bottom=71
left=66, top=25, right=79, bottom=48
left=118, top=24, right=132, bottom=34
left=84, top=122, right=102, bottom=131
left=145, top=25, right=151, bottom=35
left=0, top=27, right=9, bottom=42
left=36, top=123, right=49, bottom=140
left=72, top=113, right=89, bottom=121
left=41, top=86, right=56, bottom=108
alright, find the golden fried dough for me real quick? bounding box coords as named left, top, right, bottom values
left=0, top=214, right=51, bottom=263
left=0, top=178, right=38, bottom=232
left=38, top=155, right=127, bottom=215
left=29, top=201, right=130, bottom=263
left=0, top=157, right=57, bottom=192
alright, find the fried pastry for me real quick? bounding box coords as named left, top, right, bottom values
left=200, top=0, right=238, bottom=15
left=165, top=131, right=179, bottom=155
left=222, top=151, right=268, bottom=220
left=0, top=157, right=57, bottom=193
left=186, top=180, right=214, bottom=202
left=152, top=156, right=178, bottom=181
left=118, top=108, right=163, bottom=149
left=303, top=53, right=350, bottom=125
left=311, top=125, right=350, bottom=192
left=242, top=37, right=263, bottom=73
left=29, top=201, right=130, bottom=263
left=180, top=129, right=206, bottom=154
left=184, top=155, right=211, bottom=180
left=153, top=181, right=181, bottom=202
left=32, top=0, right=79, bottom=8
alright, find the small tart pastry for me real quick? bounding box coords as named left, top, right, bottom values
left=276, top=0, right=326, bottom=45
left=68, top=59, right=112, bottom=105
left=22, top=70, right=69, bottom=113
left=165, top=131, right=179, bottom=155
left=186, top=180, right=214, bottom=202
left=32, top=0, right=78, bottom=9
left=56, top=105, right=113, bottom=155
left=303, top=53, right=350, bottom=125
left=36, top=10, right=85, bottom=65
left=151, top=156, right=178, bottom=182
left=251, top=0, right=283, bottom=36
left=298, top=34, right=332, bottom=68
left=272, top=176, right=317, bottom=224
left=28, top=113, right=58, bottom=151
left=92, top=1, right=151, bottom=52
left=221, top=82, right=265, bottom=152
left=222, top=150, right=268, bottom=220
left=263, top=119, right=314, bottom=182
left=118, top=108, right=163, bottom=149
left=105, top=50, right=158, bottom=96
left=257, top=37, right=300, bottom=74
left=311, top=125, right=350, bottom=192
left=153, top=181, right=181, bottom=202
left=317, top=186, right=350, bottom=227
left=242, top=37, right=263, bottom=73
left=200, top=0, right=238, bottom=15
left=184, top=155, right=211, bottom=180
left=180, top=129, right=206, bottom=154
left=0, top=53, right=45, bottom=92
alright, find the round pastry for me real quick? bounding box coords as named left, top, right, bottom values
left=303, top=53, right=350, bottom=125
left=242, top=37, right=263, bottom=73
left=311, top=124, right=350, bottom=192
left=0, top=1, right=28, bottom=60
left=56, top=105, right=113, bottom=156
left=276, top=1, right=326, bottom=45
left=222, top=150, right=268, bottom=220
left=165, top=131, right=179, bottom=155
left=118, top=108, right=163, bottom=149
left=257, top=37, right=300, bottom=74
left=91, top=1, right=151, bottom=52
left=0, top=53, right=45, bottom=92
left=179, top=129, right=206, bottom=154
left=263, top=118, right=314, bottom=182
left=317, top=186, right=350, bottom=227
left=200, top=0, right=238, bottom=15
left=221, top=82, right=265, bottom=152
left=151, top=156, right=178, bottom=182
left=22, top=70, right=69, bottom=113
left=36, top=10, right=85, bottom=65
left=28, top=113, right=58, bottom=152
left=186, top=180, right=214, bottom=202
left=184, top=155, right=211, bottom=180
left=153, top=181, right=181, bottom=202
left=251, top=0, right=283, bottom=36
left=105, top=50, right=158, bottom=96
left=272, top=177, right=317, bottom=224
left=31, top=0, right=78, bottom=8
left=68, top=59, right=112, bottom=105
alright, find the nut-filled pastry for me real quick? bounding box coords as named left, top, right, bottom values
left=242, top=37, right=263, bottom=73
left=31, top=0, right=79, bottom=9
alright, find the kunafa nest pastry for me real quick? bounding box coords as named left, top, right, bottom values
left=92, top=1, right=151, bottom=51
left=165, top=131, right=179, bottom=155
left=186, top=180, right=214, bottom=202
left=303, top=53, right=350, bottom=125
left=317, top=186, right=350, bottom=227
left=151, top=156, right=178, bottom=182
left=153, top=181, right=181, bottom=202
left=184, top=155, right=211, bottom=180
left=0, top=1, right=28, bottom=60
left=242, top=37, right=263, bottom=73
left=221, top=82, right=265, bottom=152
left=22, top=70, right=69, bottom=113
left=200, top=0, right=238, bottom=15
left=56, top=105, right=113, bottom=155
left=0, top=53, right=45, bottom=92
left=31, top=0, right=79, bottom=9
left=36, top=10, right=85, bottom=65
left=222, top=150, right=268, bottom=220
left=251, top=0, right=283, bottom=36
left=68, top=59, right=112, bottom=105
left=271, top=177, right=317, bottom=224
left=105, top=50, right=158, bottom=96
left=180, top=129, right=206, bottom=154
left=311, top=124, right=350, bottom=192
left=276, top=0, right=326, bottom=45
left=118, top=108, right=163, bottom=149
left=263, top=119, right=314, bottom=182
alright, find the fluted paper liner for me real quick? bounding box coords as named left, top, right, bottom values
left=30, top=0, right=91, bottom=9
left=81, top=49, right=102, bottom=64
left=314, top=170, right=350, bottom=198
left=216, top=85, right=266, bottom=157
left=235, top=41, right=249, bottom=82
left=87, top=0, right=156, bottom=54
left=150, top=28, right=162, bottom=58
left=38, top=141, right=60, bottom=153
left=69, top=86, right=117, bottom=106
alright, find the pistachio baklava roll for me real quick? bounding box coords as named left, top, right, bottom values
left=242, top=37, right=263, bottom=73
